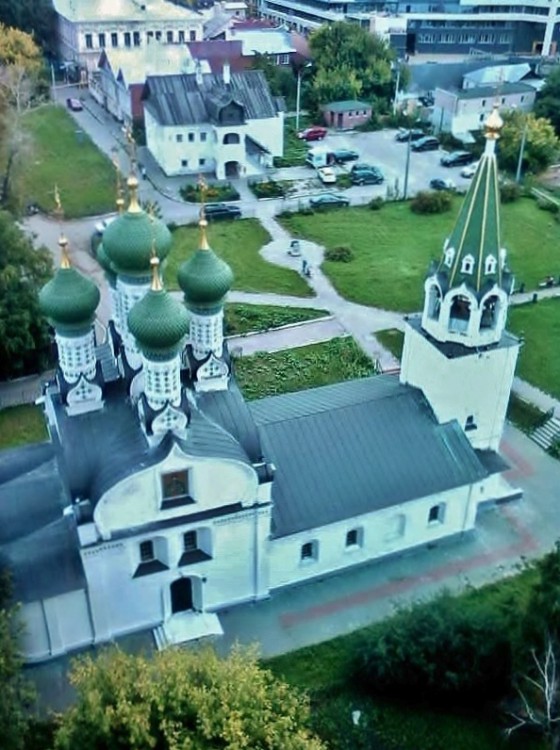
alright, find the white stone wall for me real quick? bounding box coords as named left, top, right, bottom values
left=143, top=353, right=182, bottom=407
left=432, top=88, right=535, bottom=134
left=400, top=320, right=519, bottom=450
left=268, top=484, right=479, bottom=590
left=56, top=329, right=97, bottom=383
left=117, top=275, right=150, bottom=367
left=190, top=310, right=223, bottom=360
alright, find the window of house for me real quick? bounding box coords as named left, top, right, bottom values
left=85, top=33, right=93, bottom=49
left=179, top=529, right=212, bottom=566
left=134, top=538, right=169, bottom=577
left=461, top=254, right=474, bottom=274
left=176, top=134, right=183, bottom=143
left=465, top=414, right=477, bottom=431
left=140, top=540, right=154, bottom=562
left=178, top=30, right=185, bottom=42
left=346, top=528, right=361, bottom=547
left=200, top=132, right=207, bottom=142
left=167, top=30, right=173, bottom=42
left=155, top=31, right=162, bottom=40
left=301, top=541, right=317, bottom=561
left=188, top=132, right=195, bottom=142
left=481, top=99, right=486, bottom=107
left=190, top=29, right=196, bottom=41
left=111, top=32, right=118, bottom=47
left=147, top=30, right=154, bottom=39
left=521, top=95, right=525, bottom=102
left=133, top=31, right=140, bottom=46
left=161, top=470, right=193, bottom=508
left=199, top=158, right=206, bottom=166
left=98, top=33, right=106, bottom=48
left=124, top=32, right=131, bottom=47
left=428, top=503, right=445, bottom=524
left=485, top=255, right=497, bottom=274
left=183, top=530, right=197, bottom=552
left=181, top=159, right=188, bottom=168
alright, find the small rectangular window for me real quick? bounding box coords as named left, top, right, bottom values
left=188, top=132, right=195, bottom=142
left=183, top=531, right=198, bottom=552
left=155, top=31, right=162, bottom=40
left=481, top=99, right=486, bottom=106
left=85, top=33, right=93, bottom=49
left=167, top=30, right=173, bottom=42
left=111, top=32, right=118, bottom=47
left=428, top=503, right=445, bottom=524
left=189, top=29, right=197, bottom=41
left=301, top=542, right=314, bottom=559
left=346, top=528, right=359, bottom=547
left=181, top=159, right=188, bottom=168
left=199, top=158, right=206, bottom=166
left=465, top=415, right=477, bottom=432
left=178, top=30, right=185, bottom=42
left=200, top=132, right=207, bottom=142
left=147, top=30, right=154, bottom=39
left=140, top=540, right=154, bottom=562
left=124, top=32, right=131, bottom=47
left=162, top=470, right=190, bottom=504
left=133, top=31, right=140, bottom=46
left=98, top=33, right=106, bottom=48
left=176, top=133, right=183, bottom=143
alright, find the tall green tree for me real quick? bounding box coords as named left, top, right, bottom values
left=0, top=211, right=53, bottom=379
left=535, top=66, right=560, bottom=135
left=498, top=110, right=559, bottom=175
left=0, top=0, right=58, bottom=56
left=54, top=646, right=326, bottom=750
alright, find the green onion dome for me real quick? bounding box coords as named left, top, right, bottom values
left=177, top=223, right=233, bottom=310
left=39, top=239, right=100, bottom=334
left=102, top=177, right=172, bottom=275
left=128, top=258, right=189, bottom=356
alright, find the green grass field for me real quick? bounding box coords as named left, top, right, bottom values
left=0, top=405, right=48, bottom=450
left=165, top=219, right=312, bottom=297
left=279, top=198, right=560, bottom=312
left=508, top=298, right=560, bottom=399
left=21, top=105, right=115, bottom=218
left=225, top=303, right=328, bottom=335
left=233, top=337, right=375, bottom=400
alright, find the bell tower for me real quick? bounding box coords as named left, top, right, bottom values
left=400, top=106, right=520, bottom=451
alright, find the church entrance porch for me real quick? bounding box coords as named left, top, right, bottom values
left=171, top=577, right=193, bottom=614
left=154, top=576, right=223, bottom=649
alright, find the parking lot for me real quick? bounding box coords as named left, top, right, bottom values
left=275, top=128, right=473, bottom=200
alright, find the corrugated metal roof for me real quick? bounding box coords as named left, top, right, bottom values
left=464, top=63, right=531, bottom=87
left=250, top=376, right=488, bottom=538
left=455, top=82, right=535, bottom=100
left=143, top=69, right=279, bottom=125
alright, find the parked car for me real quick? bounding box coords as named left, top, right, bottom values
left=461, top=161, right=480, bottom=178
left=297, top=126, right=327, bottom=141
left=351, top=166, right=384, bottom=185
left=411, top=136, right=440, bottom=152
left=430, top=178, right=456, bottom=191
left=318, top=167, right=337, bottom=185
left=395, top=128, right=425, bottom=142
left=204, top=203, right=242, bottom=220
left=332, top=148, right=359, bottom=163
left=309, top=193, right=350, bottom=209
left=440, top=150, right=475, bottom=167
left=66, top=97, right=83, bottom=111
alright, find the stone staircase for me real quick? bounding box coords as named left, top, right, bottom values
left=153, top=611, right=223, bottom=651
left=95, top=340, right=120, bottom=383
left=531, top=414, right=560, bottom=451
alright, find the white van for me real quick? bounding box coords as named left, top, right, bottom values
left=305, top=147, right=335, bottom=169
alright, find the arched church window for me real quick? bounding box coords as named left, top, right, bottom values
left=480, top=294, right=500, bottom=330
left=223, top=132, right=240, bottom=145
left=485, top=255, right=497, bottom=274
left=461, top=254, right=475, bottom=275
left=448, top=294, right=471, bottom=334
left=427, top=284, right=442, bottom=320
left=444, top=246, right=455, bottom=267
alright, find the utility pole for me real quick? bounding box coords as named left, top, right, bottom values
left=515, top=117, right=529, bottom=184
left=403, top=126, right=412, bottom=199
left=296, top=68, right=302, bottom=132
left=392, top=64, right=401, bottom=116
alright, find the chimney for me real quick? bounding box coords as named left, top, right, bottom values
left=223, top=60, right=230, bottom=85
left=195, top=59, right=203, bottom=86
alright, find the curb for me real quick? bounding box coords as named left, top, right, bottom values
left=226, top=314, right=338, bottom=341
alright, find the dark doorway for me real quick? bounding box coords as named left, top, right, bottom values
left=337, top=112, right=343, bottom=129
left=406, top=32, right=416, bottom=55
left=171, top=578, right=193, bottom=613
left=224, top=160, right=238, bottom=177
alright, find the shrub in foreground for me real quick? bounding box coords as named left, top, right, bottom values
left=410, top=190, right=452, bottom=214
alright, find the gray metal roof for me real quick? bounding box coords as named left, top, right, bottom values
left=250, top=376, right=489, bottom=538
left=143, top=69, right=279, bottom=126
left=455, top=82, right=535, bottom=100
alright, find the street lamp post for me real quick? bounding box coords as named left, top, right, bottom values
left=403, top=126, right=412, bottom=200
left=295, top=62, right=312, bottom=133
left=515, top=116, right=529, bottom=184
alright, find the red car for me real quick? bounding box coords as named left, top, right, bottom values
left=297, top=126, right=327, bottom=141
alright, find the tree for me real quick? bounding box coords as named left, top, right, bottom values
left=0, top=210, right=53, bottom=379
left=507, top=638, right=560, bottom=750
left=54, top=646, right=326, bottom=750
left=535, top=67, right=560, bottom=136
left=308, top=21, right=393, bottom=108
left=0, top=23, right=42, bottom=73
left=498, top=110, right=560, bottom=175
left=0, top=0, right=58, bottom=56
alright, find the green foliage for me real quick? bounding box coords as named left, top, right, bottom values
left=180, top=181, right=239, bottom=202
left=534, top=66, right=560, bottom=135
left=0, top=0, right=58, bottom=55
left=506, top=394, right=548, bottom=434
left=0, top=211, right=53, bottom=379
left=355, top=592, right=513, bottom=704
left=234, top=337, right=375, bottom=400
left=410, top=189, right=453, bottom=214
left=54, top=646, right=325, bottom=750
left=0, top=404, right=48, bottom=449
left=251, top=53, right=299, bottom=109
left=274, top=118, right=311, bottom=168
left=375, top=328, right=404, bottom=360
left=547, top=438, right=560, bottom=458
left=368, top=196, right=384, bottom=211
left=224, top=304, right=328, bottom=335
left=500, top=181, right=521, bottom=203
left=309, top=22, right=393, bottom=109
left=536, top=196, right=560, bottom=213
left=522, top=543, right=560, bottom=649
left=498, top=111, right=560, bottom=175
left=324, top=245, right=354, bottom=262
left=165, top=219, right=312, bottom=297
left=249, top=179, right=287, bottom=199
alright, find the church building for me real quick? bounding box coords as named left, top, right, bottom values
left=0, top=108, right=521, bottom=662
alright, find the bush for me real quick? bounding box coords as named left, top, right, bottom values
left=325, top=245, right=354, bottom=263
left=500, top=182, right=521, bottom=204
left=249, top=180, right=287, bottom=199
left=438, top=132, right=466, bottom=151
left=536, top=197, right=560, bottom=213
left=368, top=197, right=384, bottom=211
left=410, top=190, right=452, bottom=214
left=180, top=182, right=239, bottom=202
left=354, top=593, right=512, bottom=705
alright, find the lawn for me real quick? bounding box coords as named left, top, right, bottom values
left=375, top=328, right=404, bottom=360
left=268, top=569, right=544, bottom=750
left=274, top=117, right=310, bottom=168
left=224, top=303, right=328, bottom=335
left=233, top=337, right=375, bottom=400
left=0, top=405, right=48, bottom=450
left=508, top=298, right=560, bottom=399
left=279, top=198, right=560, bottom=312
left=165, top=219, right=312, bottom=297
left=21, top=105, right=115, bottom=218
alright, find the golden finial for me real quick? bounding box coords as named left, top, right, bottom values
left=197, top=174, right=210, bottom=250
left=150, top=254, right=163, bottom=292
left=126, top=173, right=142, bottom=213
left=59, top=233, right=71, bottom=269
left=484, top=104, right=503, bottom=140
